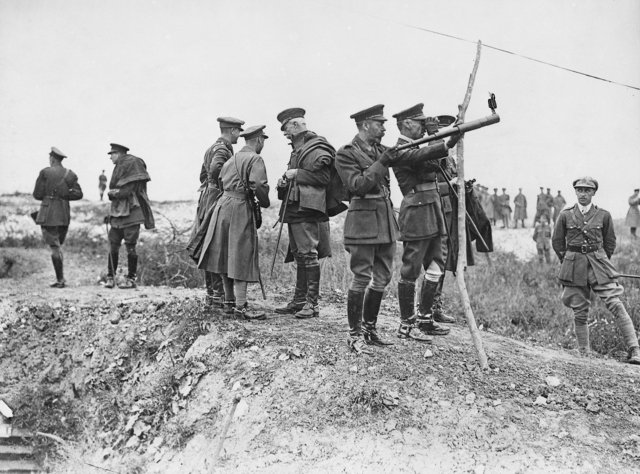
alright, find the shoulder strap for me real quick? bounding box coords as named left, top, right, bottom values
left=233, top=155, right=250, bottom=194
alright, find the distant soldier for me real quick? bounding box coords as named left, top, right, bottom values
left=625, top=188, right=640, bottom=238
left=513, top=188, right=527, bottom=228
left=552, top=190, right=566, bottom=223
left=534, top=186, right=550, bottom=223
left=197, top=126, right=270, bottom=320
left=391, top=104, right=460, bottom=344
left=105, top=143, right=155, bottom=289
left=552, top=177, right=640, bottom=364
left=532, top=214, right=551, bottom=264
left=479, top=185, right=494, bottom=225
left=195, top=117, right=245, bottom=308
left=490, top=188, right=500, bottom=226
left=98, top=170, right=107, bottom=201
left=499, top=187, right=511, bottom=228
left=274, top=108, right=335, bottom=319
left=32, top=147, right=83, bottom=288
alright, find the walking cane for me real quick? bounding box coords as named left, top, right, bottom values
left=104, top=217, right=116, bottom=280
left=270, top=180, right=293, bottom=277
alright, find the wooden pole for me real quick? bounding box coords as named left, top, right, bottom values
left=456, top=40, right=489, bottom=369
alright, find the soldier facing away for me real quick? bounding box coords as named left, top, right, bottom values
left=33, top=147, right=83, bottom=287
left=197, top=125, right=270, bottom=320
left=105, top=143, right=155, bottom=289
left=534, top=186, right=550, bottom=224
left=195, top=117, right=245, bottom=308
left=392, top=105, right=461, bottom=343
left=274, top=108, right=335, bottom=319
left=98, top=170, right=107, bottom=201
left=499, top=187, right=511, bottom=228
left=552, top=190, right=566, bottom=223
left=552, top=177, right=640, bottom=364
left=513, top=188, right=527, bottom=228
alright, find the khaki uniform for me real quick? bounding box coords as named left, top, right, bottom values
left=532, top=221, right=551, bottom=263
left=552, top=194, right=566, bottom=223
left=552, top=204, right=638, bottom=352
left=198, top=146, right=270, bottom=282
left=625, top=192, right=640, bottom=231
left=513, top=192, right=527, bottom=223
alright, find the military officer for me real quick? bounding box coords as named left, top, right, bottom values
left=275, top=108, right=335, bottom=319
left=626, top=188, right=640, bottom=238
left=534, top=186, right=550, bottom=224
left=552, top=190, right=566, bottom=224
left=98, top=170, right=107, bottom=201
left=513, top=188, right=527, bottom=228
left=195, top=117, right=245, bottom=308
left=105, top=143, right=155, bottom=289
left=552, top=177, right=640, bottom=364
left=391, top=104, right=461, bottom=343
left=335, top=104, right=460, bottom=355
left=490, top=188, right=500, bottom=226
left=499, top=188, right=511, bottom=228
left=33, top=147, right=83, bottom=287
left=197, top=125, right=270, bottom=320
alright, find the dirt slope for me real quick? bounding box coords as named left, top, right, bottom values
left=1, top=248, right=640, bottom=473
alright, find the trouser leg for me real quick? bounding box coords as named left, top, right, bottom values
left=562, top=285, right=591, bottom=352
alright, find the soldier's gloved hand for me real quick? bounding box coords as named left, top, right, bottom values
left=284, top=169, right=297, bottom=180
left=446, top=132, right=464, bottom=149
left=103, top=215, right=110, bottom=225
left=277, top=178, right=287, bottom=188
left=107, top=189, right=118, bottom=200
left=379, top=149, right=398, bottom=166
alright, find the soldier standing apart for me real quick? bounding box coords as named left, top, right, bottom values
left=552, top=190, right=566, bottom=223
left=499, top=188, right=511, bottom=228
left=105, top=143, right=155, bottom=289
left=391, top=104, right=460, bottom=343
left=552, top=177, right=640, bottom=364
left=625, top=188, right=640, bottom=238
left=33, top=147, right=83, bottom=288
left=490, top=188, right=500, bottom=226
left=196, top=117, right=245, bottom=307
left=532, top=214, right=552, bottom=264
left=98, top=170, right=107, bottom=201
left=513, top=188, right=527, bottom=228
left=197, top=126, right=270, bottom=320
left=274, top=108, right=335, bottom=319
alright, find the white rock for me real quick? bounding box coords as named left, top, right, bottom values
left=545, top=376, right=561, bottom=387
left=534, top=396, right=547, bottom=405
left=423, top=349, right=434, bottom=359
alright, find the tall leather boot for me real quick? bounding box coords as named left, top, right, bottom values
left=417, top=279, right=449, bottom=336
left=362, top=289, right=392, bottom=346
left=396, top=281, right=431, bottom=342
left=432, top=274, right=455, bottom=323
left=276, top=263, right=307, bottom=314
left=204, top=271, right=215, bottom=306
left=120, top=254, right=137, bottom=289
left=296, top=265, right=320, bottom=319
left=347, top=290, right=371, bottom=355
left=50, top=255, right=65, bottom=288
left=105, top=250, right=119, bottom=288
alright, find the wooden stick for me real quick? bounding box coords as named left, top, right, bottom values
left=456, top=40, right=489, bottom=370
left=213, top=395, right=241, bottom=465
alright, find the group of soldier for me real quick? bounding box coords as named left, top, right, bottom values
left=32, top=144, right=154, bottom=289
left=30, top=104, right=640, bottom=364
left=477, top=186, right=567, bottom=230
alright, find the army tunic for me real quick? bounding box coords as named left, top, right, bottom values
left=513, top=192, right=527, bottom=220
left=552, top=204, right=617, bottom=287
left=198, top=146, right=270, bottom=282
left=625, top=192, right=640, bottom=228
left=196, top=137, right=234, bottom=224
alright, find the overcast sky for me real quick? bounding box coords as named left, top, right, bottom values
left=1, top=0, right=639, bottom=217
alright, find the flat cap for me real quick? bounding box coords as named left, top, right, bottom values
left=277, top=108, right=306, bottom=130
left=217, top=117, right=245, bottom=130
left=572, top=176, right=598, bottom=190
left=108, top=143, right=130, bottom=154
left=392, top=103, right=427, bottom=122
left=240, top=125, right=269, bottom=140
left=436, top=115, right=456, bottom=128
left=350, top=104, right=386, bottom=123
left=50, top=147, right=67, bottom=159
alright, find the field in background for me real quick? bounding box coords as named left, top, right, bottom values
left=1, top=192, right=639, bottom=356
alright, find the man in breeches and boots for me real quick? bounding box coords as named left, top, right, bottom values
left=197, top=126, right=270, bottom=320
left=275, top=108, right=335, bottom=319
left=197, top=117, right=245, bottom=308
left=552, top=177, right=640, bottom=364
left=33, top=147, right=83, bottom=288
left=391, top=105, right=461, bottom=342
left=105, top=143, right=155, bottom=289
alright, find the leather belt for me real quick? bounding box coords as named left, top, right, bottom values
left=567, top=244, right=601, bottom=254
left=223, top=190, right=247, bottom=199
left=411, top=182, right=437, bottom=193
left=352, top=193, right=385, bottom=199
